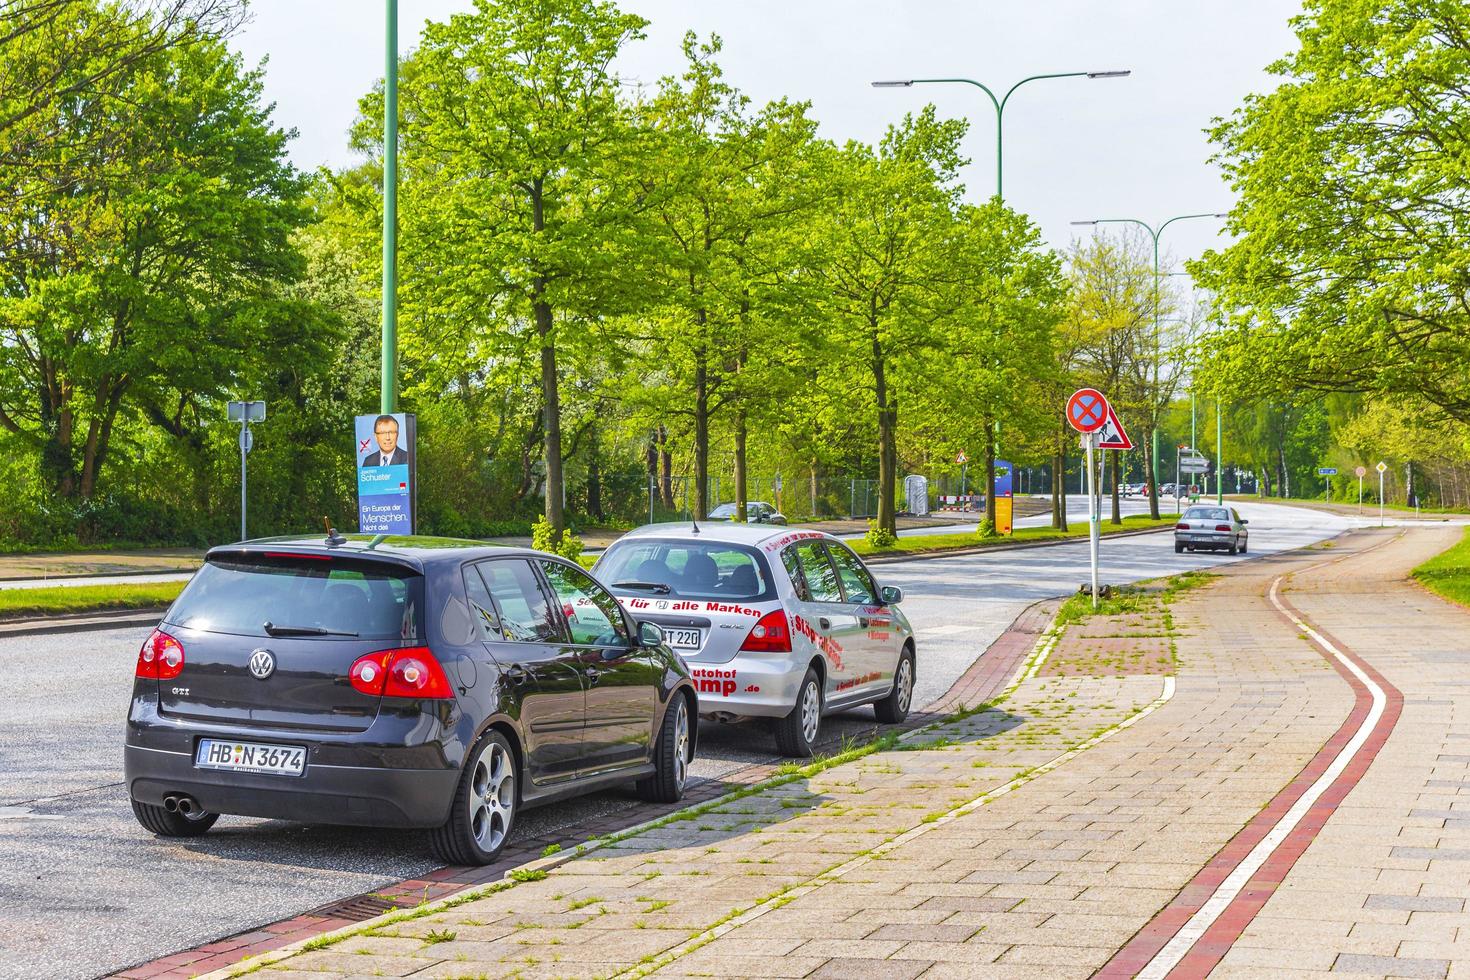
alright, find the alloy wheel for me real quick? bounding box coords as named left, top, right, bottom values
left=896, top=657, right=913, bottom=713
left=673, top=697, right=690, bottom=790
left=468, top=741, right=514, bottom=853
left=800, top=679, right=820, bottom=744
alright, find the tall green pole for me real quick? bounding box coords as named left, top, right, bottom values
left=381, top=0, right=398, bottom=415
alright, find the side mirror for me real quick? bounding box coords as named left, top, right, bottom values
left=880, top=585, right=904, bottom=605
left=1240, top=518, right=1249, bottom=524
left=637, top=621, right=665, bottom=647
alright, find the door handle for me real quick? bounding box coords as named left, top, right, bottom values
left=503, top=664, right=528, bottom=685
left=858, top=617, right=870, bottom=628
left=584, top=666, right=602, bottom=685
left=819, top=617, right=831, bottom=630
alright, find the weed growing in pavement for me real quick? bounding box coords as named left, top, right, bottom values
left=422, top=928, right=457, bottom=945
left=509, top=869, right=547, bottom=883
left=566, top=897, right=602, bottom=911
left=540, top=843, right=562, bottom=858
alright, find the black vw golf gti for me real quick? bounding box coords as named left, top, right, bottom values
left=125, top=534, right=698, bottom=865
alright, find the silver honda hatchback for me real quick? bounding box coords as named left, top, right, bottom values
left=594, top=524, right=915, bottom=757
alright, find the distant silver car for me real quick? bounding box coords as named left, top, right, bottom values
left=1174, top=506, right=1249, bottom=554
left=594, top=524, right=915, bottom=757
left=706, top=501, right=787, bottom=525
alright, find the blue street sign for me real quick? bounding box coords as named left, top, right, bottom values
left=1316, top=467, right=1338, bottom=476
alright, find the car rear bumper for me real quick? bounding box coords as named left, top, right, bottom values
left=1175, top=532, right=1235, bottom=548
left=686, top=653, right=807, bottom=719
left=125, top=702, right=464, bottom=829
left=125, top=743, right=460, bottom=827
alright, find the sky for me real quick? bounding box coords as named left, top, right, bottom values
left=230, top=0, right=1299, bottom=272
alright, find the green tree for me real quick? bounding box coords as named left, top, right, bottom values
left=1195, top=0, right=1470, bottom=420
left=806, top=108, right=966, bottom=537
left=366, top=0, right=651, bottom=545
left=0, top=12, right=311, bottom=502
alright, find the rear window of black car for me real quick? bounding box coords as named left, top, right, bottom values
left=166, top=555, right=423, bottom=640
left=597, top=539, right=775, bottom=602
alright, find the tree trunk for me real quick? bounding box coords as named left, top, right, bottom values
left=983, top=417, right=997, bottom=536
left=1110, top=450, right=1121, bottom=524
left=658, top=424, right=674, bottom=508
left=733, top=408, right=748, bottom=522
left=694, top=348, right=709, bottom=520
left=535, top=299, right=564, bottom=543
left=810, top=460, right=819, bottom=519
left=530, top=181, right=564, bottom=544
left=872, top=325, right=897, bottom=537
left=1144, top=428, right=1160, bottom=519
left=1051, top=423, right=1067, bottom=530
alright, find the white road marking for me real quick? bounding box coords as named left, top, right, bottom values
left=1137, top=575, right=1387, bottom=979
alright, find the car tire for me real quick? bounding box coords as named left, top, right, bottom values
left=430, top=729, right=517, bottom=866
left=131, top=799, right=218, bottom=838
left=1174, top=542, right=1184, bottom=554
left=774, top=668, right=822, bottom=758
left=1227, top=540, right=1238, bottom=555
left=1240, top=539, right=1248, bottom=554
left=636, top=692, right=692, bottom=803
left=874, top=647, right=915, bottom=724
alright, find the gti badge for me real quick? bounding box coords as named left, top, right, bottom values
left=249, top=648, right=276, bottom=680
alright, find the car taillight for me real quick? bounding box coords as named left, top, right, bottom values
left=349, top=647, right=453, bottom=699
left=741, top=610, right=792, bottom=653
left=1175, top=523, right=1189, bottom=530
left=349, top=652, right=390, bottom=695
left=1215, top=524, right=1233, bottom=532
left=136, top=629, right=185, bottom=680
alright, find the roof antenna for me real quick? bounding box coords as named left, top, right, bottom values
left=322, top=515, right=346, bottom=546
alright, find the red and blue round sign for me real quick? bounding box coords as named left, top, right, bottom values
left=1066, top=388, right=1109, bottom=434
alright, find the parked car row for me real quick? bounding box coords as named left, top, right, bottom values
left=125, top=523, right=913, bottom=865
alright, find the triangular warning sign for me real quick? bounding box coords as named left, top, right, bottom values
left=1096, top=404, right=1133, bottom=450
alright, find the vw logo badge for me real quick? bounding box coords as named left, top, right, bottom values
left=248, top=649, right=276, bottom=680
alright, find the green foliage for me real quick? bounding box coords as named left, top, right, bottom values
left=1195, top=0, right=1470, bottom=421
left=533, top=517, right=584, bottom=561
left=863, top=521, right=898, bottom=549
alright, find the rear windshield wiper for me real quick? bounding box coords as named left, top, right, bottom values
left=262, top=621, right=360, bottom=637
left=613, top=581, right=671, bottom=595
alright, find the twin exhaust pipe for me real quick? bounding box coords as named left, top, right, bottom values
left=162, top=793, right=200, bottom=816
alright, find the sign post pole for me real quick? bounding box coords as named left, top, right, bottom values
left=228, top=401, right=265, bottom=542
left=1085, top=432, right=1099, bottom=610
left=1376, top=461, right=1387, bottom=527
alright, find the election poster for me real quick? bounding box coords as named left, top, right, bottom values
left=355, top=413, right=416, bottom=535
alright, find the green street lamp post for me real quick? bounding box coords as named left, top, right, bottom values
left=871, top=71, right=1130, bottom=201
left=1070, top=213, right=1226, bottom=512
left=381, top=0, right=399, bottom=415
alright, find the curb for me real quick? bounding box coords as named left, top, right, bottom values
left=0, top=566, right=199, bottom=584
left=0, top=608, right=165, bottom=638
left=862, top=523, right=1171, bottom=565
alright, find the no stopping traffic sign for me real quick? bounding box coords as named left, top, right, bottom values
left=1067, top=388, right=1109, bottom=434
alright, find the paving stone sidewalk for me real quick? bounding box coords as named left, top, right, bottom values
left=1211, top=526, right=1470, bottom=980
left=212, top=528, right=1466, bottom=980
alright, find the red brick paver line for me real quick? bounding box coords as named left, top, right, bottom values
left=1097, top=551, right=1405, bottom=980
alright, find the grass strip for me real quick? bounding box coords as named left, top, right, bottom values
left=0, top=581, right=184, bottom=619
left=849, top=513, right=1175, bottom=557
left=1412, top=526, right=1470, bottom=609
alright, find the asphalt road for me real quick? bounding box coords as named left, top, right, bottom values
left=0, top=500, right=1361, bottom=979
